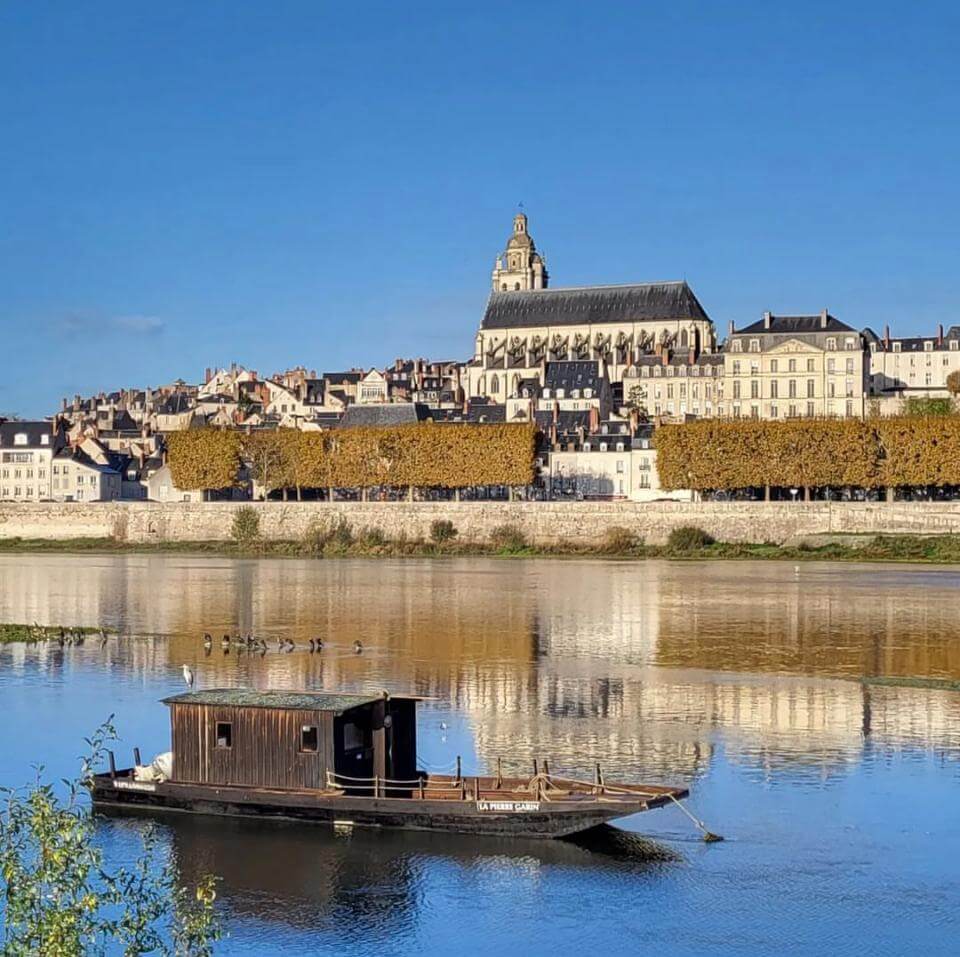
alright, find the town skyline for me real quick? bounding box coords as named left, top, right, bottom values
left=4, top=3, right=960, bottom=417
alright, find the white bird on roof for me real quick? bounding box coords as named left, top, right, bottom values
left=182, top=664, right=194, bottom=688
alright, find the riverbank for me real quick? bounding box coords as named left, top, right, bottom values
left=3, top=531, right=960, bottom=563
left=0, top=623, right=113, bottom=644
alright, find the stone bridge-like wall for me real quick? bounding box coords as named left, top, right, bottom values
left=3, top=501, right=960, bottom=546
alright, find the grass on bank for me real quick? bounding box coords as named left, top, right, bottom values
left=4, top=526, right=960, bottom=563
left=0, top=623, right=114, bottom=644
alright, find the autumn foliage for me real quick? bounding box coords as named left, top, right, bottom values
left=167, top=424, right=537, bottom=492
left=656, top=416, right=960, bottom=491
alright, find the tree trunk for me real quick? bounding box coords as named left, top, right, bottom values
left=886, top=486, right=895, bottom=503
left=282, top=487, right=288, bottom=502
left=454, top=488, right=461, bottom=503
left=764, top=484, right=770, bottom=502
left=408, top=486, right=414, bottom=502
left=296, top=485, right=302, bottom=502
left=803, top=486, right=810, bottom=502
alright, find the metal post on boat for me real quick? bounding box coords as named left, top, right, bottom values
left=533, top=758, right=539, bottom=776
left=108, top=750, right=116, bottom=781
left=455, top=755, right=461, bottom=784
left=418, top=777, right=425, bottom=800
left=373, top=774, right=380, bottom=799
left=594, top=763, right=604, bottom=794
left=542, top=758, right=550, bottom=780
left=133, top=747, right=141, bottom=767
left=474, top=776, right=480, bottom=801
left=495, top=756, right=503, bottom=789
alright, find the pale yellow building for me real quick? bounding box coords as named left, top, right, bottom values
left=720, top=311, right=868, bottom=419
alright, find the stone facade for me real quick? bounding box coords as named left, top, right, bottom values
left=4, top=501, right=960, bottom=546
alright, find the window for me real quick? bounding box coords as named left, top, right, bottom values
left=828, top=358, right=836, bottom=373
left=788, top=359, right=797, bottom=373
left=951, top=341, right=958, bottom=351
left=215, top=722, right=232, bottom=749
left=733, top=381, right=741, bottom=399
left=770, top=359, right=778, bottom=373
left=770, top=381, right=778, bottom=399
left=750, top=361, right=759, bottom=376
left=807, top=358, right=815, bottom=372
left=893, top=342, right=902, bottom=353
left=750, top=380, right=759, bottom=399
left=924, top=341, right=933, bottom=351
left=789, top=379, right=797, bottom=399
left=806, top=402, right=815, bottom=417
left=616, top=460, right=624, bottom=473
left=13, top=433, right=27, bottom=446
left=300, top=725, right=319, bottom=753
left=807, top=379, right=815, bottom=398
left=846, top=400, right=854, bottom=417
left=343, top=722, right=365, bottom=751
left=845, top=338, right=856, bottom=350
left=731, top=340, right=742, bottom=352
left=749, top=339, right=760, bottom=353
left=826, top=337, right=837, bottom=351
left=846, top=358, right=854, bottom=374
left=770, top=404, right=778, bottom=418
left=41, top=435, right=50, bottom=446
left=732, top=361, right=741, bottom=375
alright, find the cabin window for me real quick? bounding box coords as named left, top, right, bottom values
left=215, top=722, right=232, bottom=749
left=300, top=725, right=319, bottom=753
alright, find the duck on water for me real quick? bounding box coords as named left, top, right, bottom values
left=90, top=689, right=720, bottom=841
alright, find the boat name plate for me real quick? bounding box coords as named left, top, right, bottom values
left=115, top=780, right=157, bottom=793
left=476, top=800, right=541, bottom=812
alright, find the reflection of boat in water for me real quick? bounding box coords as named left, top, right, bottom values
left=96, top=810, right=678, bottom=935
left=91, top=689, right=692, bottom=839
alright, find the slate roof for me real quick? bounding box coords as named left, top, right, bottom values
left=54, top=446, right=120, bottom=473
left=161, top=689, right=414, bottom=713
left=734, top=314, right=856, bottom=336
left=481, top=282, right=709, bottom=331
left=337, top=403, right=431, bottom=428
left=0, top=421, right=64, bottom=449
left=156, top=393, right=194, bottom=415
left=543, top=361, right=605, bottom=392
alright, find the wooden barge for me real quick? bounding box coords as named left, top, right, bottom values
left=91, top=689, right=690, bottom=840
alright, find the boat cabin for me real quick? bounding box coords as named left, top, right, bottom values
left=162, top=689, right=419, bottom=793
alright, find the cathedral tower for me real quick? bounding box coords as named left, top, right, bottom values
left=492, top=212, right=548, bottom=291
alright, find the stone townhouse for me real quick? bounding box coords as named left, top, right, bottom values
left=0, top=420, right=65, bottom=501
left=721, top=312, right=868, bottom=419
left=864, top=324, right=960, bottom=412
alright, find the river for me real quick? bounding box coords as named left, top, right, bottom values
left=0, top=554, right=958, bottom=955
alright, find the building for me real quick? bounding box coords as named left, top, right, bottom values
left=51, top=445, right=122, bottom=502
left=721, top=311, right=868, bottom=419
left=865, top=325, right=960, bottom=413
left=467, top=213, right=717, bottom=404
left=543, top=423, right=692, bottom=502
left=0, top=421, right=65, bottom=501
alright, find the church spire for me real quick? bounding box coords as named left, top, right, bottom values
left=492, top=212, right=547, bottom=292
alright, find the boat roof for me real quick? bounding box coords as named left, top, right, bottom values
left=162, top=689, right=419, bottom=713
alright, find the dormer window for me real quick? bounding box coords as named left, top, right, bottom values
left=583, top=442, right=591, bottom=452
left=615, top=442, right=625, bottom=452
left=542, top=388, right=551, bottom=398
left=730, top=340, right=742, bottom=353
left=584, top=388, right=593, bottom=398
left=41, top=435, right=50, bottom=446
left=749, top=339, right=760, bottom=353
left=924, top=341, right=933, bottom=351
left=556, top=388, right=565, bottom=399
left=601, top=424, right=608, bottom=434
left=826, top=337, right=837, bottom=350
left=845, top=338, right=856, bottom=350
left=599, top=443, right=608, bottom=452
left=13, top=433, right=27, bottom=446
left=951, top=341, right=958, bottom=351
left=893, top=342, right=902, bottom=353
left=571, top=389, right=580, bottom=399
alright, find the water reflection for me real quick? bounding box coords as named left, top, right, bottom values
left=2, top=556, right=960, bottom=784
left=2, top=555, right=959, bottom=956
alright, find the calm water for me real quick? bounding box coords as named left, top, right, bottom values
left=1, top=554, right=958, bottom=955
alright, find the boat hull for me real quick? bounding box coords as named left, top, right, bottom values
left=91, top=774, right=686, bottom=839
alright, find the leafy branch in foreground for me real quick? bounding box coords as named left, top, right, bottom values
left=0, top=720, right=221, bottom=956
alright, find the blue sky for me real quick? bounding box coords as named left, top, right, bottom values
left=1, top=1, right=958, bottom=417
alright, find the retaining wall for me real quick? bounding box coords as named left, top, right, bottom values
left=3, top=500, right=960, bottom=546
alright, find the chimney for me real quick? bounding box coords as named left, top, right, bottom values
left=938, top=323, right=944, bottom=347
left=728, top=320, right=735, bottom=337
left=588, top=405, right=600, bottom=433
left=820, top=309, right=829, bottom=329
left=61, top=397, right=67, bottom=412
left=763, top=310, right=772, bottom=330
left=884, top=324, right=891, bottom=350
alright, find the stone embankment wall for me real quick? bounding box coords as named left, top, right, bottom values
left=3, top=501, right=960, bottom=546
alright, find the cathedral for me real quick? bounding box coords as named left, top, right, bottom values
left=466, top=213, right=717, bottom=405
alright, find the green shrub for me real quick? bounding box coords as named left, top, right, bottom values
left=490, top=523, right=528, bottom=552
left=430, top=519, right=458, bottom=544
left=231, top=505, right=260, bottom=545
left=362, top=526, right=387, bottom=547
left=666, top=525, right=715, bottom=551
left=603, top=526, right=640, bottom=553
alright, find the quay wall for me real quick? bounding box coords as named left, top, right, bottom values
left=3, top=501, right=960, bottom=546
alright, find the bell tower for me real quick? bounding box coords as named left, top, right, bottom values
left=492, top=212, right=548, bottom=292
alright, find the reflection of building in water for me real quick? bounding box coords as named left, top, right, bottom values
left=4, top=555, right=960, bottom=782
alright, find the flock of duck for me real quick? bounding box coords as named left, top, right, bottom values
left=17, top=625, right=111, bottom=648
left=197, top=631, right=364, bottom=657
